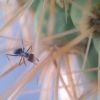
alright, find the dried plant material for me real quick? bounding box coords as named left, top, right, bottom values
left=65, top=55, right=78, bottom=99
left=47, top=0, right=55, bottom=35
left=40, top=63, right=56, bottom=100
left=53, top=60, right=60, bottom=100
left=38, top=63, right=50, bottom=85
left=42, top=28, right=78, bottom=42
left=63, top=0, right=70, bottom=23
left=52, top=28, right=93, bottom=59
left=81, top=33, right=92, bottom=70
left=1, top=29, right=94, bottom=99
left=59, top=72, right=73, bottom=100
left=34, top=0, right=48, bottom=54
left=98, top=36, right=100, bottom=99
left=0, top=59, right=26, bottom=79
left=79, top=85, right=97, bottom=100
left=0, top=0, right=33, bottom=34
left=2, top=52, right=51, bottom=99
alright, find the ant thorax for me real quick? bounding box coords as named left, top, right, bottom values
left=22, top=52, right=29, bottom=58
left=6, top=45, right=38, bottom=64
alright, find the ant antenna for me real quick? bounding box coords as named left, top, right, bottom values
left=19, top=31, right=24, bottom=51
left=6, top=54, right=11, bottom=62
left=6, top=54, right=18, bottom=63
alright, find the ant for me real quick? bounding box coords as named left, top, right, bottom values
left=6, top=46, right=39, bottom=65
left=6, top=34, right=39, bottom=65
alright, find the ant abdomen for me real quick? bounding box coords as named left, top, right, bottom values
left=28, top=54, right=34, bottom=62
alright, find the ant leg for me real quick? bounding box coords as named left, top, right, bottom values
left=23, top=57, right=27, bottom=67
left=6, top=54, right=18, bottom=56
left=6, top=54, right=11, bottom=61
left=19, top=57, right=23, bottom=65
left=6, top=54, right=18, bottom=61
left=26, top=45, right=32, bottom=52
left=6, top=54, right=18, bottom=63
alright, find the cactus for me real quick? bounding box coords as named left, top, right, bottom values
left=0, top=0, right=99, bottom=99
left=34, top=0, right=78, bottom=46
left=70, top=0, right=100, bottom=82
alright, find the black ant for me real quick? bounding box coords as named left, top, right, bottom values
left=6, top=34, right=39, bottom=65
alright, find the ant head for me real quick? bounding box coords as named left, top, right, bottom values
left=14, top=48, right=23, bottom=54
